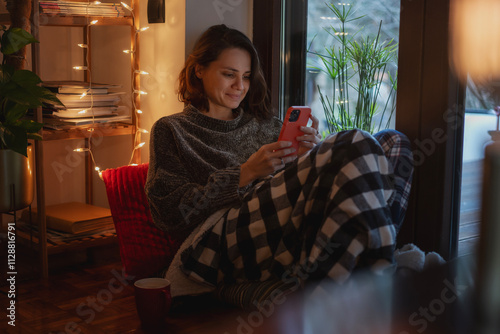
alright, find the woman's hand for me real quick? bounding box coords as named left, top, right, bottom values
left=239, top=141, right=296, bottom=187
left=296, top=114, right=322, bottom=157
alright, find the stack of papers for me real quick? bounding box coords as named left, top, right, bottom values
left=42, top=81, right=132, bottom=129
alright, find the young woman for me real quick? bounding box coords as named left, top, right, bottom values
left=145, top=24, right=413, bottom=294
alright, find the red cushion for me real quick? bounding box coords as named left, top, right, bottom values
left=102, top=163, right=182, bottom=280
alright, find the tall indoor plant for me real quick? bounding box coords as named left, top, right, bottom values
left=308, top=2, right=398, bottom=134
left=0, top=26, right=62, bottom=212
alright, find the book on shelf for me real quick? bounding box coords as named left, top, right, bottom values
left=43, top=81, right=122, bottom=95
left=55, top=92, right=124, bottom=108
left=21, top=202, right=115, bottom=235
left=17, top=221, right=116, bottom=244
left=42, top=114, right=132, bottom=130
left=39, top=1, right=128, bottom=17
left=52, top=106, right=119, bottom=118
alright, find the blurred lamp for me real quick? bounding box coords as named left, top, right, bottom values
left=450, top=0, right=500, bottom=83
left=450, top=1, right=500, bottom=333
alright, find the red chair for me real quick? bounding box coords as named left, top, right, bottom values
left=102, top=163, right=182, bottom=281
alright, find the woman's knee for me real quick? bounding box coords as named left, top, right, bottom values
left=319, top=129, right=383, bottom=159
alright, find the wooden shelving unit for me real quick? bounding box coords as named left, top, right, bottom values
left=22, top=0, right=141, bottom=278
left=42, top=123, right=135, bottom=141
left=16, top=228, right=118, bottom=255
left=39, top=14, right=133, bottom=26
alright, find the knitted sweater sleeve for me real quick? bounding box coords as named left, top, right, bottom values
left=145, top=120, right=242, bottom=237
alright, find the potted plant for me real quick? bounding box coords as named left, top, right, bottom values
left=0, top=26, right=62, bottom=212
left=308, top=2, right=398, bottom=135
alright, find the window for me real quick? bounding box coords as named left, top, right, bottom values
left=458, top=83, right=498, bottom=256
left=254, top=0, right=465, bottom=259
left=305, top=1, right=401, bottom=135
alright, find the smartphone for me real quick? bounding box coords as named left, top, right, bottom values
left=278, top=106, right=312, bottom=154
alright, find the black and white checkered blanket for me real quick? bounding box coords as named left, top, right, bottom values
left=180, top=129, right=413, bottom=287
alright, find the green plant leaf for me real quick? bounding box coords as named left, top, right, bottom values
left=39, top=86, right=64, bottom=106
left=0, top=82, right=44, bottom=108
left=17, top=118, right=43, bottom=134
left=2, top=124, right=28, bottom=156
left=0, top=27, right=49, bottom=154
left=1, top=28, right=38, bottom=55
left=27, top=132, right=43, bottom=141
left=4, top=101, right=29, bottom=123
left=0, top=64, right=14, bottom=85
left=11, top=69, right=43, bottom=87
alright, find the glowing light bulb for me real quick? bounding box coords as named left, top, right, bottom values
left=121, top=2, right=133, bottom=11
left=134, top=70, right=149, bottom=75
left=134, top=90, right=147, bottom=95
left=137, top=27, right=149, bottom=32
left=136, top=109, right=143, bottom=114
left=73, top=66, right=88, bottom=70
left=90, top=19, right=99, bottom=25
left=138, top=128, right=149, bottom=134
left=78, top=44, right=88, bottom=48
left=134, top=142, right=146, bottom=150
left=74, top=148, right=90, bottom=152
left=123, top=49, right=133, bottom=54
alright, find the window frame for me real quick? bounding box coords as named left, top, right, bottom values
left=253, top=0, right=465, bottom=259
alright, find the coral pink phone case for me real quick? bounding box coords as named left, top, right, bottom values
left=278, top=106, right=312, bottom=153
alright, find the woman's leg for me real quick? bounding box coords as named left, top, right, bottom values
left=373, top=129, right=414, bottom=233
left=220, top=129, right=397, bottom=284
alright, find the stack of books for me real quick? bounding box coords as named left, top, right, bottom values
left=42, top=81, right=131, bottom=129
left=39, top=1, right=128, bottom=17
left=21, top=202, right=116, bottom=241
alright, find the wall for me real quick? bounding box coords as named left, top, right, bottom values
left=185, top=0, right=253, bottom=56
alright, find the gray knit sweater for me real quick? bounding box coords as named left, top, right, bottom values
left=145, top=105, right=282, bottom=240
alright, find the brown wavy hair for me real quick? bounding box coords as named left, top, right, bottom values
left=178, top=24, right=272, bottom=120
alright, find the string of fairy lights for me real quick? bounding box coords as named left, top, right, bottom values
left=72, top=1, right=149, bottom=178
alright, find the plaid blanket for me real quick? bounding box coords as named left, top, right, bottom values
left=180, top=129, right=412, bottom=287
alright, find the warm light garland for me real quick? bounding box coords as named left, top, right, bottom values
left=72, top=1, right=150, bottom=173
left=121, top=1, right=150, bottom=165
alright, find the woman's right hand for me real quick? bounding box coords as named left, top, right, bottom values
left=239, top=141, right=296, bottom=187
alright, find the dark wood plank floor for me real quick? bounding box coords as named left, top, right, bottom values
left=0, top=248, right=473, bottom=334
left=0, top=252, right=252, bottom=334
left=458, top=160, right=483, bottom=257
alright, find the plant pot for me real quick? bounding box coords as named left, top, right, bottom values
left=0, top=145, right=34, bottom=213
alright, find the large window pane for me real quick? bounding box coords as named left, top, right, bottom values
left=305, top=0, right=401, bottom=135
left=459, top=82, right=499, bottom=256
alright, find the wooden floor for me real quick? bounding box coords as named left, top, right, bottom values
left=0, top=246, right=474, bottom=334
left=458, top=160, right=483, bottom=257
left=0, top=249, right=250, bottom=334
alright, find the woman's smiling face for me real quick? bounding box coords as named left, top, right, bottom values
left=196, top=47, right=251, bottom=116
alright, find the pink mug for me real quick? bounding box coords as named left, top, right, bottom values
left=134, top=278, right=172, bottom=330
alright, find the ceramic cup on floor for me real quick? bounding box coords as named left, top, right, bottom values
left=134, top=278, right=172, bottom=330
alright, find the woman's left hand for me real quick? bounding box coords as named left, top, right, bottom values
left=296, top=114, right=322, bottom=157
